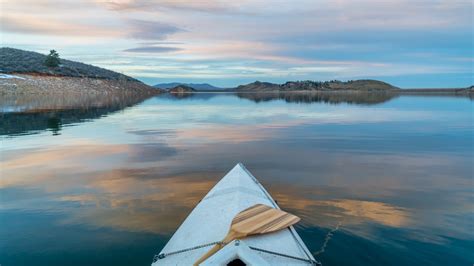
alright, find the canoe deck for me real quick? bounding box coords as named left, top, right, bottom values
left=152, top=163, right=317, bottom=265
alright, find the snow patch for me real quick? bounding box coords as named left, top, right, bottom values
left=0, top=74, right=26, bottom=80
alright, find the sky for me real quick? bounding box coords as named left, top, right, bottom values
left=0, top=0, right=472, bottom=88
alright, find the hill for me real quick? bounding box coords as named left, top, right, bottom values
left=0, top=47, right=138, bottom=81
left=0, top=47, right=162, bottom=97
left=154, top=82, right=221, bottom=90
left=236, top=81, right=280, bottom=91
left=236, top=79, right=399, bottom=91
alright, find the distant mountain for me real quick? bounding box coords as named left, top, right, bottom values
left=169, top=84, right=196, bottom=93
left=236, top=79, right=399, bottom=91
left=0, top=47, right=138, bottom=81
left=154, top=82, right=221, bottom=90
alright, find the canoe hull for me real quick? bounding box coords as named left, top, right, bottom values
left=152, top=163, right=316, bottom=265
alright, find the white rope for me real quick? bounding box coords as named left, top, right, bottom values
left=314, top=221, right=342, bottom=256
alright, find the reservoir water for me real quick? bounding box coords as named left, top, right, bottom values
left=1, top=92, right=472, bottom=265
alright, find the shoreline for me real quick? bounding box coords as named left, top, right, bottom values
left=0, top=74, right=162, bottom=113
left=0, top=74, right=161, bottom=95
left=163, top=88, right=472, bottom=95
left=1, top=74, right=470, bottom=97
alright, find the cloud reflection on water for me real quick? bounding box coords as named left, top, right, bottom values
left=1, top=140, right=471, bottom=242
left=1, top=94, right=472, bottom=266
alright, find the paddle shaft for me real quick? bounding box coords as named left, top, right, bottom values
left=193, top=232, right=236, bottom=266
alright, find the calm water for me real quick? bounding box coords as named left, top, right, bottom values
left=1, top=92, right=473, bottom=266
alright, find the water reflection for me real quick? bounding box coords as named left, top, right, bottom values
left=0, top=92, right=153, bottom=136
left=162, top=91, right=399, bottom=105
left=1, top=93, right=472, bottom=266
left=236, top=91, right=398, bottom=105
left=166, top=91, right=472, bottom=105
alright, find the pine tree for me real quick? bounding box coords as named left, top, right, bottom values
left=44, top=50, right=60, bottom=67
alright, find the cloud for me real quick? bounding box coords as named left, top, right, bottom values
left=1, top=11, right=182, bottom=42
left=172, top=40, right=315, bottom=65
left=1, top=0, right=472, bottom=87
left=127, top=19, right=183, bottom=40
left=123, top=45, right=182, bottom=53
left=99, top=0, right=233, bottom=13
left=0, top=14, right=119, bottom=37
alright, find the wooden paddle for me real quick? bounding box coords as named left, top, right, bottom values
left=194, top=204, right=300, bottom=265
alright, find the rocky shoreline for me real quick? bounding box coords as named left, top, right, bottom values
left=0, top=74, right=162, bottom=113
left=0, top=74, right=160, bottom=95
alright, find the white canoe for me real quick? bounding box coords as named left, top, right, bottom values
left=152, top=163, right=319, bottom=265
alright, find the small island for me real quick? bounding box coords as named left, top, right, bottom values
left=168, top=84, right=197, bottom=93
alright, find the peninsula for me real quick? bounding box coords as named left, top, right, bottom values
left=0, top=47, right=161, bottom=96
left=234, top=80, right=472, bottom=95
left=235, top=79, right=398, bottom=91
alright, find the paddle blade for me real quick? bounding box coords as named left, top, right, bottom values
left=194, top=204, right=300, bottom=265
left=231, top=204, right=300, bottom=236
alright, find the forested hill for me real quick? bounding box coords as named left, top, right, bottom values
left=235, top=79, right=399, bottom=91
left=0, top=47, right=138, bottom=82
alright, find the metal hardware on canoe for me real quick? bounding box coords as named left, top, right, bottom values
left=248, top=246, right=322, bottom=265
left=153, top=241, right=224, bottom=262
left=153, top=241, right=322, bottom=265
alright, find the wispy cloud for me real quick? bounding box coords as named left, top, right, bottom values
left=127, top=19, right=183, bottom=40
left=98, top=0, right=235, bottom=13
left=123, top=45, right=182, bottom=53
left=1, top=14, right=120, bottom=37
